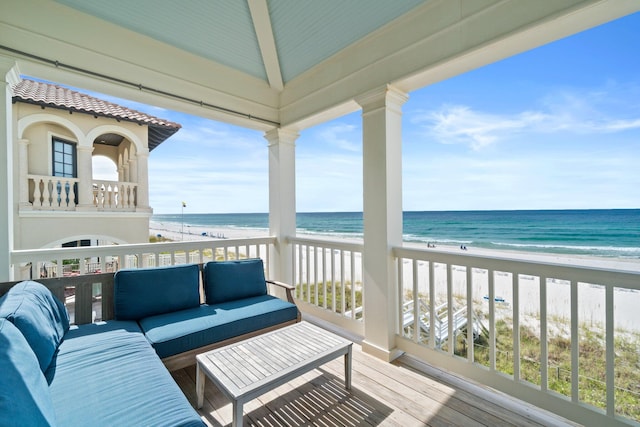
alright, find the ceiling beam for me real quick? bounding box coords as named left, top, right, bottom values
left=248, top=0, right=284, bottom=91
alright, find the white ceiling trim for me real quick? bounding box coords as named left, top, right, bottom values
left=248, top=0, right=283, bottom=91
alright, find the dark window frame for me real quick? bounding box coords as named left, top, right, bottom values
left=52, top=137, right=77, bottom=178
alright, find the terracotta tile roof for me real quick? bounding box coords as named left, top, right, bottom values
left=11, top=79, right=181, bottom=150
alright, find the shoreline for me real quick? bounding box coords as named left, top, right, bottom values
left=149, top=220, right=640, bottom=272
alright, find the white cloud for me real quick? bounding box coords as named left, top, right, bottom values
left=414, top=86, right=640, bottom=150
left=311, top=123, right=360, bottom=152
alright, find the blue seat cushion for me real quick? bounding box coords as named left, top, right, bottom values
left=0, top=280, right=70, bottom=373
left=0, top=318, right=57, bottom=427
left=139, top=295, right=298, bottom=358
left=203, top=258, right=267, bottom=304
left=114, top=264, right=201, bottom=320
left=46, top=320, right=203, bottom=427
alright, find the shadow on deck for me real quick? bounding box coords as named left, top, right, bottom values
left=171, top=322, right=581, bottom=427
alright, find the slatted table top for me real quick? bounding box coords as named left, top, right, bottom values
left=196, top=321, right=352, bottom=403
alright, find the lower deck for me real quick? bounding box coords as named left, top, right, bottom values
left=171, top=322, right=580, bottom=427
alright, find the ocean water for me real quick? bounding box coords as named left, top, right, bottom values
left=153, top=209, right=640, bottom=259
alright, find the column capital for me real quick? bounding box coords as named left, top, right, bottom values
left=0, top=56, right=21, bottom=85
left=18, top=138, right=29, bottom=146
left=264, top=127, right=299, bottom=147
left=355, top=84, right=408, bottom=113
left=76, top=145, right=94, bottom=153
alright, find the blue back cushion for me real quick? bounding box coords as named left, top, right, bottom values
left=203, top=259, right=267, bottom=304
left=0, top=318, right=58, bottom=426
left=114, top=264, right=201, bottom=320
left=0, top=280, right=70, bottom=373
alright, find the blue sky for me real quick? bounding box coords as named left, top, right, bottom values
left=86, top=12, right=640, bottom=214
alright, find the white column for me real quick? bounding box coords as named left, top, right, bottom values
left=265, top=128, right=298, bottom=284
left=76, top=145, right=94, bottom=210
left=355, top=85, right=408, bottom=362
left=1, top=57, right=20, bottom=281
left=128, top=151, right=138, bottom=185
left=135, top=149, right=150, bottom=210
left=18, top=138, right=30, bottom=209
left=123, top=160, right=130, bottom=182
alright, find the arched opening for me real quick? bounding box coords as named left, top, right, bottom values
left=92, top=155, right=118, bottom=181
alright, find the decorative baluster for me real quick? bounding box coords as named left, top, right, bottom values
left=46, top=179, right=54, bottom=207
left=56, top=180, right=62, bottom=207
left=63, top=181, right=70, bottom=207
left=33, top=178, right=42, bottom=208
left=68, top=181, right=76, bottom=207
left=97, top=185, right=103, bottom=209
left=119, top=184, right=125, bottom=208
left=125, top=184, right=131, bottom=208
left=107, top=184, right=113, bottom=208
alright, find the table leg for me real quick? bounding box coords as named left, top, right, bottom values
left=232, top=400, right=243, bottom=427
left=196, top=363, right=205, bottom=409
left=345, top=344, right=352, bottom=390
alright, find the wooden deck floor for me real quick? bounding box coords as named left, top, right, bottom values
left=171, top=325, right=581, bottom=427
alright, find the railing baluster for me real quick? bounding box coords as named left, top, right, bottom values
left=466, top=265, right=473, bottom=362
left=447, top=264, right=454, bottom=356
left=428, top=261, right=436, bottom=349
left=338, top=249, right=347, bottom=315
left=605, top=285, right=614, bottom=416
left=304, top=245, right=318, bottom=304
left=513, top=273, right=521, bottom=381
left=329, top=248, right=335, bottom=310
left=313, top=245, right=318, bottom=306
left=540, top=276, right=549, bottom=392
left=571, top=280, right=579, bottom=403
left=322, top=247, right=327, bottom=311
left=489, top=269, right=496, bottom=371
left=412, top=259, right=419, bottom=344
left=351, top=249, right=357, bottom=319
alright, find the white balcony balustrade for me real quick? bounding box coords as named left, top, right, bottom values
left=28, top=174, right=78, bottom=210
left=92, top=180, right=137, bottom=210
left=26, top=175, right=139, bottom=211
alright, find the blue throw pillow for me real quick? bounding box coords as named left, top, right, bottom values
left=114, top=264, right=201, bottom=320
left=0, top=318, right=58, bottom=426
left=0, top=281, right=70, bottom=373
left=203, top=259, right=267, bottom=304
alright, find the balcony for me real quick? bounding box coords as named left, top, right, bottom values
left=5, top=236, right=639, bottom=426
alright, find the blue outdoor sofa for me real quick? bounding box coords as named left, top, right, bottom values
left=0, top=259, right=300, bottom=427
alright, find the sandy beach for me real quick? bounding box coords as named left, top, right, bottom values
left=150, top=220, right=269, bottom=241
left=149, top=221, right=640, bottom=333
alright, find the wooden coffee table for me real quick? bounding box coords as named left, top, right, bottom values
left=196, top=321, right=353, bottom=427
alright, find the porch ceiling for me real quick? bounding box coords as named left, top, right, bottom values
left=1, top=0, right=639, bottom=131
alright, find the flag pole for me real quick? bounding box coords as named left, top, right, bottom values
left=181, top=201, right=186, bottom=240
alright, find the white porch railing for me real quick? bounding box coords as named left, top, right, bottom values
left=12, top=237, right=275, bottom=280
left=7, top=237, right=275, bottom=326
left=393, top=245, right=640, bottom=426
left=288, top=236, right=364, bottom=335
left=26, top=175, right=139, bottom=211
